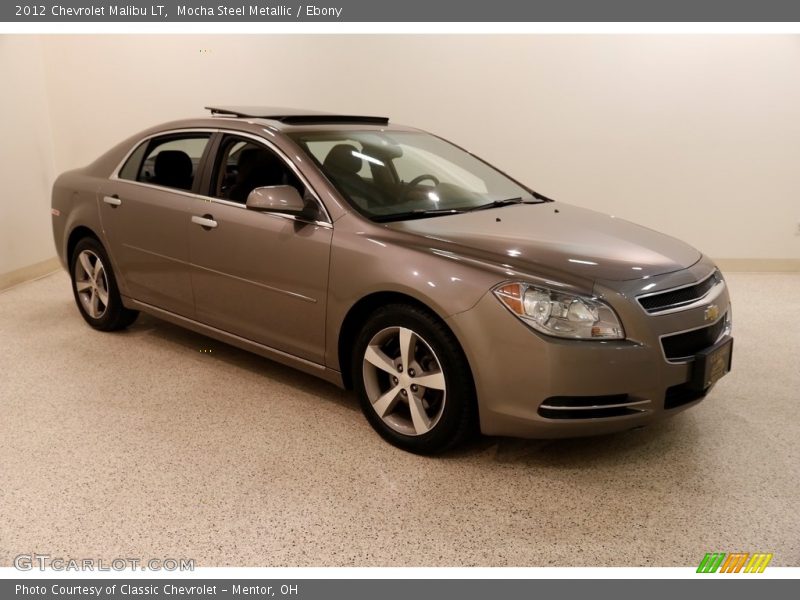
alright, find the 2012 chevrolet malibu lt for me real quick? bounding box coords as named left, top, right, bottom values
left=51, top=107, right=733, bottom=453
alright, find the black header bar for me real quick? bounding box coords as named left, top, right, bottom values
left=5, top=1, right=800, bottom=22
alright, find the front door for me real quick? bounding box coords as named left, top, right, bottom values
left=187, top=134, right=332, bottom=364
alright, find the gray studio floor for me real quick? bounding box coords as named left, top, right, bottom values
left=1, top=271, right=798, bottom=567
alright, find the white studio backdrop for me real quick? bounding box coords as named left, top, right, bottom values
left=0, top=36, right=57, bottom=277
left=2, top=34, right=799, bottom=278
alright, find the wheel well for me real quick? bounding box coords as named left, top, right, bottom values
left=66, top=226, right=99, bottom=263
left=338, top=292, right=453, bottom=390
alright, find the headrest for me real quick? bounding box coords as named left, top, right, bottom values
left=237, top=147, right=283, bottom=180
left=323, top=144, right=362, bottom=175
left=154, top=150, right=192, bottom=184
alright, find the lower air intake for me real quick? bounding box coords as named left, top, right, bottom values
left=538, top=394, right=649, bottom=419
left=664, top=383, right=706, bottom=409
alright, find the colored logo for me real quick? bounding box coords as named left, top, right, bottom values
left=697, top=552, right=773, bottom=573
left=704, top=304, right=720, bottom=322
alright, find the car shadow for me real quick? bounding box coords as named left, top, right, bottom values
left=124, top=312, right=358, bottom=413
left=450, top=416, right=700, bottom=469
left=121, top=312, right=699, bottom=467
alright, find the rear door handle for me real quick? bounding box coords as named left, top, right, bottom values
left=103, top=195, right=121, bottom=207
left=191, top=215, right=218, bottom=229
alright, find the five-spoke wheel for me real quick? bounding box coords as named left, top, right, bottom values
left=353, top=304, right=476, bottom=454
left=74, top=249, right=110, bottom=319
left=69, top=237, right=138, bottom=331
left=362, top=326, right=447, bottom=436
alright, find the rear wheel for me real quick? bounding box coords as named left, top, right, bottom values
left=353, top=304, right=476, bottom=454
left=70, top=237, right=138, bottom=331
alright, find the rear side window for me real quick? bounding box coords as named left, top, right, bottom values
left=118, top=142, right=147, bottom=181
left=118, top=134, right=211, bottom=191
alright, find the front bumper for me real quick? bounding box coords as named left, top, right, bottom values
left=445, top=257, right=732, bottom=438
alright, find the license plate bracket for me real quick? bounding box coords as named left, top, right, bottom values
left=689, top=336, right=733, bottom=392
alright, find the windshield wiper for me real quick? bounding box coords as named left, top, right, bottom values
left=466, top=197, right=541, bottom=212
left=372, top=208, right=469, bottom=223
left=371, top=196, right=545, bottom=222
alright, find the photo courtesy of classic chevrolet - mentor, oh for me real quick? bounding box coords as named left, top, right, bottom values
left=51, top=107, right=733, bottom=454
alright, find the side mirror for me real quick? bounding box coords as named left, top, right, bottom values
left=246, top=185, right=305, bottom=215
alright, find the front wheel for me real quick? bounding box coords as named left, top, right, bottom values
left=70, top=237, right=138, bottom=331
left=353, top=304, right=477, bottom=454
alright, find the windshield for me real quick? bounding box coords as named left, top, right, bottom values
left=287, top=130, right=543, bottom=221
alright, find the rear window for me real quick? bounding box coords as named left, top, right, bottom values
left=118, top=134, right=211, bottom=192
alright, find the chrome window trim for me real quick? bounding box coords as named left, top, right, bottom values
left=636, top=270, right=724, bottom=316
left=106, top=178, right=212, bottom=202
left=203, top=195, right=332, bottom=230
left=108, top=127, right=333, bottom=228
left=658, top=310, right=730, bottom=364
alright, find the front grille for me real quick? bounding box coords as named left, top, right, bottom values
left=638, top=270, right=721, bottom=314
left=538, top=394, right=649, bottom=419
left=661, top=316, right=727, bottom=361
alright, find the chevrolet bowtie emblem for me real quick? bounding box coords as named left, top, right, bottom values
left=704, top=304, right=720, bottom=322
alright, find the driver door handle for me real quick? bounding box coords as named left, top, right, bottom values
left=191, top=215, right=218, bottom=229
left=103, top=195, right=121, bottom=207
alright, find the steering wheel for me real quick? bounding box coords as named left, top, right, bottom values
left=398, top=174, right=440, bottom=203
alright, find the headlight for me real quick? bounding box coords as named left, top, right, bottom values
left=493, top=282, right=625, bottom=340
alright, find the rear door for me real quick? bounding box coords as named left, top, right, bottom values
left=99, top=132, right=213, bottom=317
left=187, top=133, right=333, bottom=364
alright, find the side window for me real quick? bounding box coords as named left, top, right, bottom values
left=210, top=135, right=304, bottom=204
left=134, top=134, right=210, bottom=191
left=118, top=142, right=147, bottom=181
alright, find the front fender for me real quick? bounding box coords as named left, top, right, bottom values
left=324, top=214, right=506, bottom=370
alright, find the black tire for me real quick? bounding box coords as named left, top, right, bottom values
left=69, top=237, right=139, bottom=331
left=352, top=303, right=477, bottom=454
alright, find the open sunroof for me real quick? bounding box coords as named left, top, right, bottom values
left=205, top=106, right=389, bottom=125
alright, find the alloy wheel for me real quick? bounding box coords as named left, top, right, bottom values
left=73, top=249, right=110, bottom=319
left=362, top=326, right=447, bottom=436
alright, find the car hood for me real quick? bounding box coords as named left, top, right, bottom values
left=386, top=202, right=702, bottom=282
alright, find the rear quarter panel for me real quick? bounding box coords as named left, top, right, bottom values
left=51, top=169, right=125, bottom=292
left=51, top=125, right=157, bottom=293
